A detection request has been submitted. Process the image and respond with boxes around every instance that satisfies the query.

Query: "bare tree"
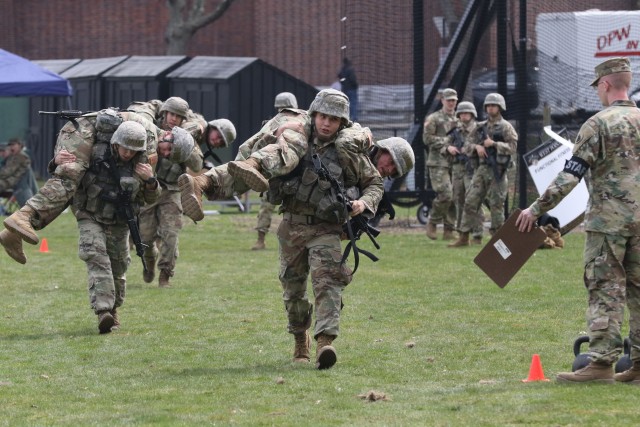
[165,0,236,55]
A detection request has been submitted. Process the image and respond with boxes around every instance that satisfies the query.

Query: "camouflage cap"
[590,57,631,87]
[442,88,458,100]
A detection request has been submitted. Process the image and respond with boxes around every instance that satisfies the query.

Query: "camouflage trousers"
[77,218,129,314]
[583,232,640,365]
[459,165,507,234]
[427,165,456,227]
[25,177,77,231]
[277,217,353,338]
[255,197,276,233]
[203,163,249,201]
[139,189,183,275]
[451,163,483,238]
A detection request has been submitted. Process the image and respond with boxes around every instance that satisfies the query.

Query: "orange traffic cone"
[522,354,549,382]
[39,238,49,253]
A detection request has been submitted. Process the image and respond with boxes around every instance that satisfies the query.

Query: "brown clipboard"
[473,208,547,288]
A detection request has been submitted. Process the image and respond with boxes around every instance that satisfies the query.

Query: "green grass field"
[1,206,638,426]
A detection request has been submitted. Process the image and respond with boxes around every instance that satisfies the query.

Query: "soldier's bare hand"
[476,145,488,158]
[447,146,460,155]
[483,137,495,148]
[55,149,76,165]
[135,163,154,181]
[515,208,537,233]
[350,200,366,216]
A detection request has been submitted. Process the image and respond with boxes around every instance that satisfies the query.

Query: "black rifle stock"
[102,152,149,272]
[311,152,380,273]
[477,124,502,180]
[447,127,473,175]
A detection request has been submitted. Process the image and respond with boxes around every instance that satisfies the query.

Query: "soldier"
[0,138,34,207]
[179,90,384,369]
[0,109,158,264]
[516,57,640,384]
[200,118,236,168]
[139,126,201,288]
[423,88,458,241]
[448,93,517,247]
[451,102,484,244]
[252,92,299,250]
[73,121,159,333]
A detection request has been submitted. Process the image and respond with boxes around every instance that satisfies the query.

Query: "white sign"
[523,128,588,231]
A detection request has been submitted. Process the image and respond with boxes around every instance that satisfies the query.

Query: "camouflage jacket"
[530,100,640,236]
[0,150,30,192]
[423,108,457,167]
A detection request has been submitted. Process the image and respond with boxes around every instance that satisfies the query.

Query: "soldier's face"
[164,112,184,130]
[207,128,224,148]
[314,113,341,140]
[8,143,21,155]
[458,112,473,123]
[443,98,457,114]
[117,146,137,162]
[485,105,500,118]
[376,150,397,178]
[158,131,173,158]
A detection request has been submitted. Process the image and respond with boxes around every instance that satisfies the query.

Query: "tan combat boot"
[143,258,156,283]
[252,231,266,250]
[442,226,455,241]
[179,174,213,222]
[426,222,438,240]
[159,270,171,288]
[110,308,120,330]
[448,232,470,247]
[227,158,269,193]
[0,228,27,264]
[471,236,483,245]
[614,361,640,384]
[293,331,311,363]
[4,205,39,245]
[556,362,614,383]
[97,311,115,334]
[316,333,337,370]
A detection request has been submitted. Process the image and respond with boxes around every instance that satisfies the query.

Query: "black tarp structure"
[167,56,319,163]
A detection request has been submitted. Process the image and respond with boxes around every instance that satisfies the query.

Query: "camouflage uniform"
[0,142,34,206]
[139,128,202,285]
[423,95,457,236]
[254,198,275,234]
[274,126,383,341]
[459,115,517,234]
[529,98,640,365]
[73,122,160,331]
[2,111,157,243]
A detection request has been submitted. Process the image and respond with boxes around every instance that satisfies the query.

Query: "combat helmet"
[274,92,298,109]
[456,101,477,119]
[308,89,350,123]
[207,119,237,147]
[375,137,415,178]
[111,121,147,152]
[167,126,195,163]
[483,93,506,112]
[160,96,189,118]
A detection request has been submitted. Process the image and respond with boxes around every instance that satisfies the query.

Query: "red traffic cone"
[522,354,549,382]
[39,238,49,253]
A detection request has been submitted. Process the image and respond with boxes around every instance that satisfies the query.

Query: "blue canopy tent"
[0,49,72,97]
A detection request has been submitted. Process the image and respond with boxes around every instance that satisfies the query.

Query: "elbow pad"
[563,156,589,180]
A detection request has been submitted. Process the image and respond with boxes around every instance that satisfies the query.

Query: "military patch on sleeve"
[573,121,596,150]
[563,156,589,179]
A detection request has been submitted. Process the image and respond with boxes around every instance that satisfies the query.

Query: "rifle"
[477,124,502,180]
[39,110,87,120]
[101,150,149,272]
[311,152,380,274]
[447,126,473,175]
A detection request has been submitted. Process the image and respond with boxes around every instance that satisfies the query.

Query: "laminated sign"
[474,209,546,288]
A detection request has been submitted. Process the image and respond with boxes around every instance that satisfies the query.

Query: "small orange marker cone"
[39,238,49,253]
[522,354,549,382]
